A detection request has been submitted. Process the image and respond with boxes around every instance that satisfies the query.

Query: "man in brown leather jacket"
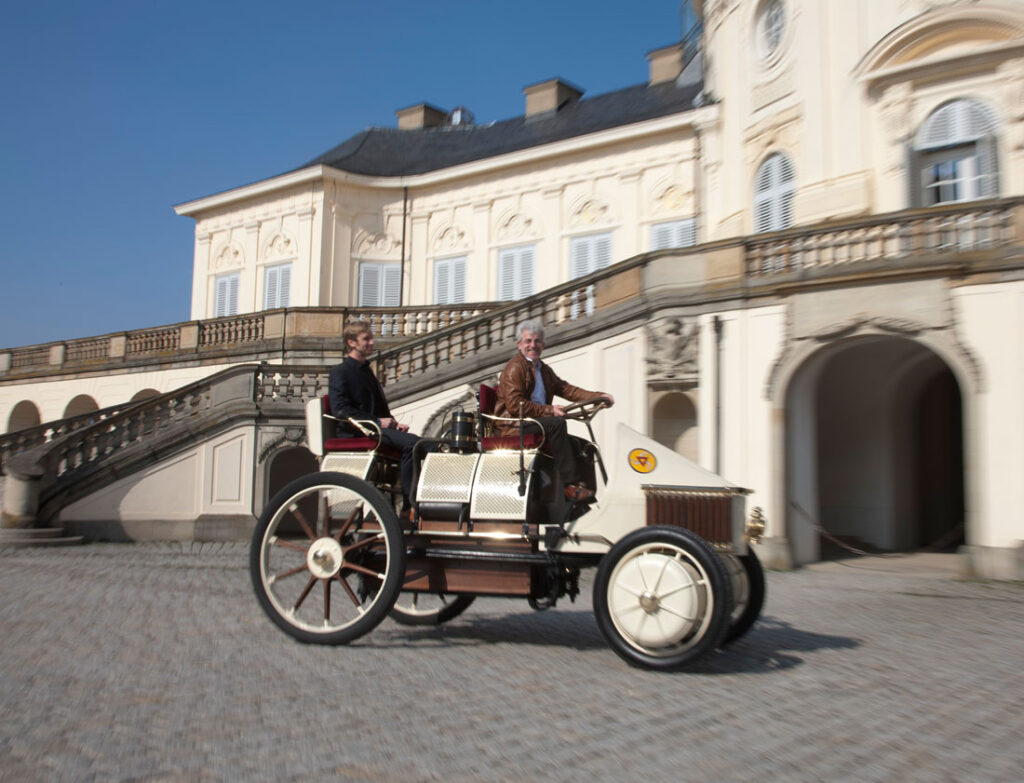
[495,319,614,502]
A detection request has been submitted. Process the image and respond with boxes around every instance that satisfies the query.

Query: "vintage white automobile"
[250,387,766,670]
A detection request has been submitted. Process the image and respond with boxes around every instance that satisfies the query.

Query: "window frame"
[358,261,402,307]
[650,218,697,251]
[433,255,468,305]
[497,244,536,301]
[569,231,613,280]
[262,262,292,310]
[213,272,240,318]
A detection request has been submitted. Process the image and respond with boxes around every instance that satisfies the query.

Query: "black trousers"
[378,428,420,507]
[527,416,583,487]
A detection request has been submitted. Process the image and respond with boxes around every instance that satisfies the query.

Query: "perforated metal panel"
[417,453,481,504]
[321,454,374,480]
[470,453,533,520]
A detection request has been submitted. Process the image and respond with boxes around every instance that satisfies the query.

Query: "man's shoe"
[564,483,595,503]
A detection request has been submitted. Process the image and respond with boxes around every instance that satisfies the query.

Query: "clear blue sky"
[0,1,687,349]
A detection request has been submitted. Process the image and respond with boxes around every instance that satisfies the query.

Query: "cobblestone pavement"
[0,543,1022,783]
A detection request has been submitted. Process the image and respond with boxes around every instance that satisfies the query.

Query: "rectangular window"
[569,232,613,279]
[263,263,291,310]
[358,262,401,307]
[651,219,697,250]
[497,245,535,301]
[214,273,240,318]
[433,256,467,305]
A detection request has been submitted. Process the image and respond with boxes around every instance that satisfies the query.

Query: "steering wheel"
[561,396,610,422]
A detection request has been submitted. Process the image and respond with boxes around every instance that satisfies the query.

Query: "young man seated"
[328,319,420,514]
[494,319,614,503]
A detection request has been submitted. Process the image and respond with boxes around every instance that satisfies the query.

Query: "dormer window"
[756,0,786,62]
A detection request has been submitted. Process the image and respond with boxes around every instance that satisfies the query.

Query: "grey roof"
[302,79,704,178]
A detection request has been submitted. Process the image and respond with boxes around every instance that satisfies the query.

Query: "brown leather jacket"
[494,351,597,434]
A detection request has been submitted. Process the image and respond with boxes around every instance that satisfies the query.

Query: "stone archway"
[7,400,42,433]
[130,388,160,402]
[785,335,965,563]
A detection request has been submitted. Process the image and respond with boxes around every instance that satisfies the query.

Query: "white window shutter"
[519,246,535,298]
[452,256,467,303]
[570,233,612,278]
[434,259,451,304]
[359,264,380,306]
[652,223,673,250]
[753,154,795,233]
[215,273,240,317]
[570,237,591,278]
[278,264,291,307]
[382,264,402,307]
[595,234,612,270]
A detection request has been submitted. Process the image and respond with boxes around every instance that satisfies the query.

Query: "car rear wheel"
[250,472,405,645]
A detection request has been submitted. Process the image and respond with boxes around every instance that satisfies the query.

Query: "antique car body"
[250,392,765,670]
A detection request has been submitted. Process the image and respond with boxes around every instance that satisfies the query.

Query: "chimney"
[646,43,683,85]
[522,78,583,118]
[396,103,447,130]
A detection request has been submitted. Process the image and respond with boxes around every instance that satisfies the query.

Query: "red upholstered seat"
[477,383,543,450]
[324,438,402,460]
[319,395,400,459]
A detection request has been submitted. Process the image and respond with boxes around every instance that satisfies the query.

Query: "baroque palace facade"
[2,0,1024,577]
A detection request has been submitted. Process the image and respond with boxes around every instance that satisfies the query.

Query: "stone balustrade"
[2,199,1021,389]
[0,304,499,381]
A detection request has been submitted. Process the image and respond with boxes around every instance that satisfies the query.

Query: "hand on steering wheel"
[561,396,611,422]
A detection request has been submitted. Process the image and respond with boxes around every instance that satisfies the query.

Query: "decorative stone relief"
[213,242,245,270]
[257,426,307,463]
[652,185,688,216]
[352,230,401,259]
[431,223,469,253]
[645,318,699,383]
[263,233,297,261]
[569,199,611,228]
[495,212,536,242]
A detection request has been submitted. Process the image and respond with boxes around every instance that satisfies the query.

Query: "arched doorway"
[786,336,964,563]
[64,394,99,419]
[130,388,160,402]
[7,400,42,433]
[265,446,318,506]
[651,391,698,461]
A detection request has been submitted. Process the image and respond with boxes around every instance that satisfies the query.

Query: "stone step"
[0,527,84,548]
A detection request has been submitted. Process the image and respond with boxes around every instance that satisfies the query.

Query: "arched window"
[753,153,795,233]
[911,99,999,206]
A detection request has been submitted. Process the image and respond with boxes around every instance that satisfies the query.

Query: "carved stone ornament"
[263,233,297,261]
[431,224,468,253]
[570,199,611,228]
[213,243,245,270]
[653,185,687,216]
[353,230,401,259]
[645,318,699,383]
[496,212,535,241]
[810,315,925,342]
[257,426,307,463]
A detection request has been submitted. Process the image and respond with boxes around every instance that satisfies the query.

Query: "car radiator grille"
[644,487,736,550]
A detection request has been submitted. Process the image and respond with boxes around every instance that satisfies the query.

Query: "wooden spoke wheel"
[250,472,405,645]
[389,593,476,626]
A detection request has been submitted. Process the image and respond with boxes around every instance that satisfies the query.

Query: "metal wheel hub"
[306,537,343,579]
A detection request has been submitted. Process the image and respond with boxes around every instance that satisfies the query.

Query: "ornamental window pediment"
[430,222,470,254]
[213,242,245,270]
[568,198,614,229]
[494,211,540,242]
[262,233,297,263]
[352,229,402,260]
[856,5,1024,88]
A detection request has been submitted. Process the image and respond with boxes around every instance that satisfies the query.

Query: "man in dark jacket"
[495,319,614,502]
[328,319,420,510]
